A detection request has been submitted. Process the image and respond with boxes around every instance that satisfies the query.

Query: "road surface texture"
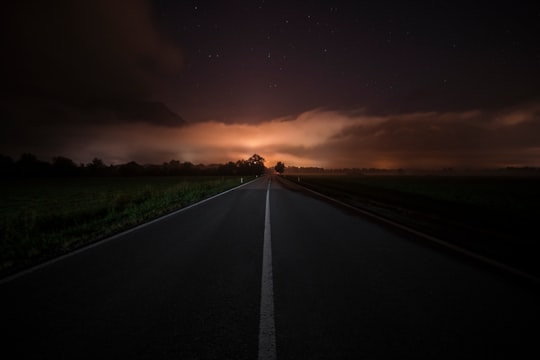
[1,175,538,359]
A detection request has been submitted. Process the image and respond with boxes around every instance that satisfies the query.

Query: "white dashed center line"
[258,179,277,360]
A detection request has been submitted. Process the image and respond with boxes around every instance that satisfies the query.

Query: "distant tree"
[236,159,248,174]
[274,161,285,174]
[52,156,79,176]
[181,161,195,175]
[143,163,162,176]
[91,157,106,168]
[16,153,51,177]
[86,158,108,176]
[162,160,178,175]
[218,161,237,175]
[119,161,143,176]
[247,154,266,175]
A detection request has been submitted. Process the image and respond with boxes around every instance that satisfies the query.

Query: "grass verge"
[281,174,540,277]
[0,176,252,278]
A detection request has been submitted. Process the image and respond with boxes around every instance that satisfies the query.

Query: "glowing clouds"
[51,103,540,169]
[164,110,359,166]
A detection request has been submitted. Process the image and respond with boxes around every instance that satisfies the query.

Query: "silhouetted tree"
[235,159,248,174]
[274,161,285,174]
[6,152,275,178]
[52,156,79,176]
[86,158,108,176]
[218,161,237,175]
[165,160,181,175]
[247,154,266,175]
[16,153,51,176]
[119,161,143,176]
[92,158,105,167]
[182,161,195,175]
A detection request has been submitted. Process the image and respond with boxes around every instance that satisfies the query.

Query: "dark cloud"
[0,96,185,160]
[308,104,540,168]
[2,0,183,102]
[2,1,539,168]
[7,103,535,168]
[1,0,185,155]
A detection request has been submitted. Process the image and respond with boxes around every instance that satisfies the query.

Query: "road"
[1,175,538,359]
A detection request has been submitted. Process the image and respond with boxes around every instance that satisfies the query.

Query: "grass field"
[286,174,540,215]
[0,176,251,277]
[283,174,540,275]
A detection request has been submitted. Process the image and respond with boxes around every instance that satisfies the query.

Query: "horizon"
[2,1,539,169]
[3,151,540,175]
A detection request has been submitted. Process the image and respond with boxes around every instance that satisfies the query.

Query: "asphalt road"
[1,175,538,359]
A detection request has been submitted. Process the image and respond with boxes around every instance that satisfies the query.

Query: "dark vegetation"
[0,153,267,177]
[282,174,540,277]
[274,161,285,174]
[0,153,266,278]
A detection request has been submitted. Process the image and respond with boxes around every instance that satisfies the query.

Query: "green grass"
[0,176,252,276]
[287,174,540,215]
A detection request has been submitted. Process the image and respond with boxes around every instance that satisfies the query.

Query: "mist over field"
[3,103,540,170]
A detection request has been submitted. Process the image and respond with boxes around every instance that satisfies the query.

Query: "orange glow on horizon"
[67,104,540,169]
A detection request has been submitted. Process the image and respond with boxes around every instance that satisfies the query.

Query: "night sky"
[2,0,540,168]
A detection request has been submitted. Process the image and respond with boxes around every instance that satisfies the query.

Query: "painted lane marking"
[258,179,277,360]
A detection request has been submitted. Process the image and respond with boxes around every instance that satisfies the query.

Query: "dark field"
[0,176,251,277]
[283,174,540,277]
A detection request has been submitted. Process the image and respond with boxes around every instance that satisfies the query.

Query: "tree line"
[0,153,267,177]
